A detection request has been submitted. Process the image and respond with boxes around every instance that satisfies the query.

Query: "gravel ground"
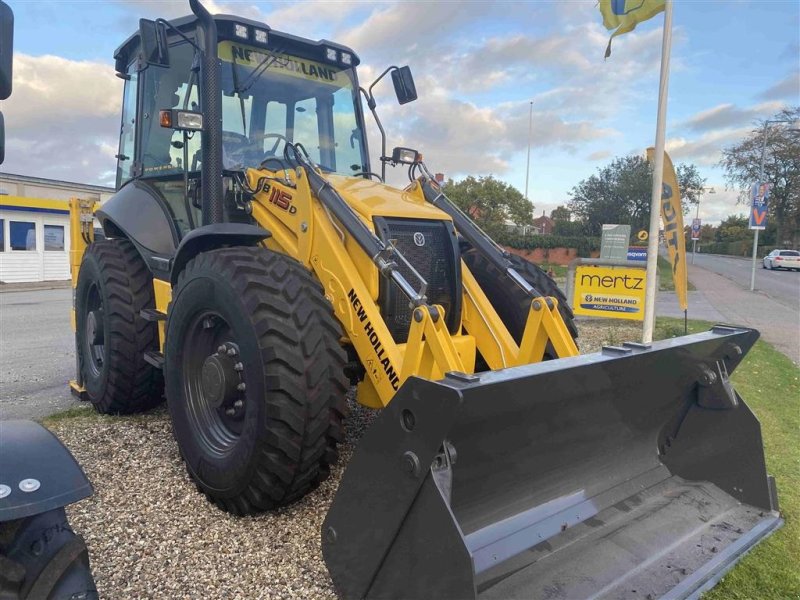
[49,320,644,599]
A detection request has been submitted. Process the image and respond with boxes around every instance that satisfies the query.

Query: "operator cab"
[112,14,369,240]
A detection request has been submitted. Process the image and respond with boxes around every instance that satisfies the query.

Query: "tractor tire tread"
[79,238,163,414]
[173,247,347,514]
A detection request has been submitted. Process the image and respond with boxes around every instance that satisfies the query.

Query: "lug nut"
[217,345,226,354]
[225,408,235,416]
[234,399,244,409]
[227,347,237,357]
[237,383,246,392]
[234,362,243,372]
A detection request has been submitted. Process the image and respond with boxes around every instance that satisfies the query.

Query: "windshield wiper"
[234,46,288,96]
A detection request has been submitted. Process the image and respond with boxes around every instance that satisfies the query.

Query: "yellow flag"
[600,0,665,58]
[647,147,687,311]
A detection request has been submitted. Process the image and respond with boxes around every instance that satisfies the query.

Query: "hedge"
[699,241,780,258]
[495,231,601,257]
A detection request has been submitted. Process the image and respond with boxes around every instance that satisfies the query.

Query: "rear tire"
[164,247,347,514]
[75,238,163,414]
[462,249,578,359]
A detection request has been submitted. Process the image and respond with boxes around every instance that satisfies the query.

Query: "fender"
[170,223,271,285]
[96,179,180,278]
[0,420,93,522]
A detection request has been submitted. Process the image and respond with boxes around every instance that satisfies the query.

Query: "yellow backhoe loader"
[67,2,781,597]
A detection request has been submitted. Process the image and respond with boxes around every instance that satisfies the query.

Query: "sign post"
[749,182,770,291]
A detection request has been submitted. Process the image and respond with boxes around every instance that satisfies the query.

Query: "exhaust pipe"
[189,0,223,225]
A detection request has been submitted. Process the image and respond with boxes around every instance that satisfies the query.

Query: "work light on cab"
[159,109,203,131]
[391,147,420,165]
[233,23,248,39]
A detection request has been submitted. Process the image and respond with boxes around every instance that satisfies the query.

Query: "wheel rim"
[83,283,106,378]
[183,311,248,457]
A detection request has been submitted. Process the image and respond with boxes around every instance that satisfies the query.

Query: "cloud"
[2,54,122,185]
[682,101,786,132]
[587,150,612,161]
[666,127,751,166]
[757,71,800,102]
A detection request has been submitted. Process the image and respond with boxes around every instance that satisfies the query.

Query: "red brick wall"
[502,246,600,265]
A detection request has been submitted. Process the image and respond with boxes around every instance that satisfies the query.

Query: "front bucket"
[322,326,782,599]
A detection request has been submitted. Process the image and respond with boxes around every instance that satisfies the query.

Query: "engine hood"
[325,174,452,222]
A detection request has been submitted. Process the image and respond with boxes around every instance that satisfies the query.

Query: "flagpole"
[642,0,673,344]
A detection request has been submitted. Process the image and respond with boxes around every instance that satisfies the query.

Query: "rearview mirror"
[0,0,13,100]
[139,19,170,67]
[391,66,417,105]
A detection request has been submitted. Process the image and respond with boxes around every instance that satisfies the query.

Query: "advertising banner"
[572,265,647,321]
[691,218,701,241]
[749,182,770,230]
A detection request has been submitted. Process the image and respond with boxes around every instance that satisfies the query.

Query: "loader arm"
[245,160,577,408]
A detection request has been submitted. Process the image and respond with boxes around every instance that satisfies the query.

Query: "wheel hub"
[86,310,104,345]
[201,350,240,409]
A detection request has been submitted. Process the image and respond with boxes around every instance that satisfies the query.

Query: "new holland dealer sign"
[572,265,647,321]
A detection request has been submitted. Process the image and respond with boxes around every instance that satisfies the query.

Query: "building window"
[10,221,37,251]
[0,219,4,251]
[44,225,65,251]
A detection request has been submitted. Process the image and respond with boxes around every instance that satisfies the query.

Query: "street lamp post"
[524,101,533,201]
[749,119,800,291]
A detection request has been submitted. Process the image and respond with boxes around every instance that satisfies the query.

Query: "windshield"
[219,41,367,175]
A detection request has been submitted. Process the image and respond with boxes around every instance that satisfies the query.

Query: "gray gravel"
[48,320,645,599]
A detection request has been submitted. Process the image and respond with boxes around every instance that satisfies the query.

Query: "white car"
[763,249,800,271]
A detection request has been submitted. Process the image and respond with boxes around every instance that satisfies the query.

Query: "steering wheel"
[256,133,290,157]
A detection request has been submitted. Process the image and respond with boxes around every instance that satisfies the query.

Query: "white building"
[0,173,114,283]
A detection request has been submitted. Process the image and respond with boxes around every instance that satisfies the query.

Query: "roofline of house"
[0,172,115,194]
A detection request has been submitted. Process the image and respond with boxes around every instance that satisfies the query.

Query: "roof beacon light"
[234,24,248,40]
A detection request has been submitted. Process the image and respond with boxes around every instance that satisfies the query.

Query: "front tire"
[164,247,347,514]
[75,238,163,414]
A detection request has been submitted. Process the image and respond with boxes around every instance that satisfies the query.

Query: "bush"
[699,241,778,258]
[495,231,601,257]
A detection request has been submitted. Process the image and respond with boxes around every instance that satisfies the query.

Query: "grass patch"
[658,255,697,291]
[539,263,568,279]
[40,405,98,426]
[655,317,800,599]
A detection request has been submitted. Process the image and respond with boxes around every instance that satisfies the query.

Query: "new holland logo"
[413,232,425,247]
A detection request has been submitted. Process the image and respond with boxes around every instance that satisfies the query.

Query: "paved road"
[685,258,799,364]
[0,288,81,419]
[691,253,799,311]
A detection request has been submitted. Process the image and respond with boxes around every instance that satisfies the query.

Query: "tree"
[714,214,749,243]
[567,155,706,237]
[443,175,533,234]
[720,106,800,246]
[550,205,571,221]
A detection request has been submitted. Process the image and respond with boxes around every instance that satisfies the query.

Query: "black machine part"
[0,421,92,523]
[1,507,98,600]
[322,326,782,600]
[417,172,549,301]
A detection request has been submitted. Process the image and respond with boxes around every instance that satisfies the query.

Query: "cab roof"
[113,13,360,72]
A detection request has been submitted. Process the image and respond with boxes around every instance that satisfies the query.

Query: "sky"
[2,0,799,225]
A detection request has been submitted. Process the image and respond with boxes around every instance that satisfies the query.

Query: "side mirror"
[139,19,170,67]
[391,66,417,105]
[0,0,14,101]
